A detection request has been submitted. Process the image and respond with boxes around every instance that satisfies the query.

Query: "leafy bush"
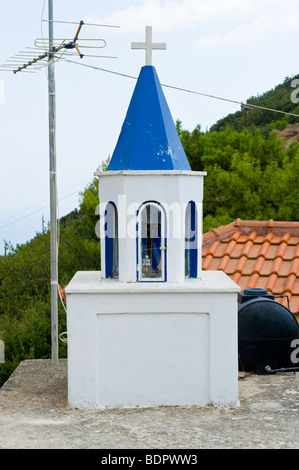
[0,298,66,386]
[177,125,299,231]
[1,81,299,387]
[210,74,299,136]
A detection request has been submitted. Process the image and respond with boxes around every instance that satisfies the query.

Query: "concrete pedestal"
[66,270,240,410]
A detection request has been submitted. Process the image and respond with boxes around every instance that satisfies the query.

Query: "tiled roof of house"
[202,219,299,317]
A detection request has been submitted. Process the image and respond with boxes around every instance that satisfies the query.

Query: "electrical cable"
[60,57,299,120]
[43,19,120,28]
[0,177,92,226]
[13,3,299,326]
[0,184,89,230]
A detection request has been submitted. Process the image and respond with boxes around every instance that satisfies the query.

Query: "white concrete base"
[65,271,240,410]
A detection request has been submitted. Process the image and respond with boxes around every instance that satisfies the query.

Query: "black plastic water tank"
[238,288,299,374]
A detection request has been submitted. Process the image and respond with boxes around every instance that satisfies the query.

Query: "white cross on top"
[131,26,166,66]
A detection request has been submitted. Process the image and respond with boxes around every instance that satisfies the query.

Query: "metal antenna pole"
[1,6,119,368]
[3,6,119,366]
[48,0,58,365]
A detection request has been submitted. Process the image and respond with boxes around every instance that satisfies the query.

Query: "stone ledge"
[1,359,299,449]
[65,270,240,294]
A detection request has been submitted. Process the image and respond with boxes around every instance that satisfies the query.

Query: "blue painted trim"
[136,219,139,282]
[136,200,167,282]
[186,201,198,279]
[108,66,191,171]
[105,201,119,279]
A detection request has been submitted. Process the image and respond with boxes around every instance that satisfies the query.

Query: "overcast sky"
[0,0,299,255]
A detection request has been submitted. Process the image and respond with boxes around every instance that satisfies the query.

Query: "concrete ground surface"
[0,359,299,449]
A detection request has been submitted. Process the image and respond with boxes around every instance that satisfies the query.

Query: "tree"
[209,74,299,136]
[177,122,299,232]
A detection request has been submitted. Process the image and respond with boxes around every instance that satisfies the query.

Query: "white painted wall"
[96,312,210,408]
[66,170,240,410]
[66,270,240,410]
[96,170,206,283]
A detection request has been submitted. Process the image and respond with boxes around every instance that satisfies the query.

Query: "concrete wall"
[66,271,240,410]
[96,170,206,283]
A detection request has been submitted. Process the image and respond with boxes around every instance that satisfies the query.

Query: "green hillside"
[1,78,299,387]
[0,178,101,386]
[210,74,299,136]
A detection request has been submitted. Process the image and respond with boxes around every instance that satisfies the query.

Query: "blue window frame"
[185,201,198,278]
[137,201,166,282]
[105,201,119,278]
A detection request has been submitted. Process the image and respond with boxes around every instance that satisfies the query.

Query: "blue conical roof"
[108,65,191,171]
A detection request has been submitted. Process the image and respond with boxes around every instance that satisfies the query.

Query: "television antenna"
[0,18,118,74]
[0,0,119,366]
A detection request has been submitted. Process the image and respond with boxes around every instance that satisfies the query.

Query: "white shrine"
[65,27,240,409]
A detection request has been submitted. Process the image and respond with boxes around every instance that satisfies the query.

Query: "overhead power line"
[0,176,92,227]
[2,3,120,365]
[0,184,88,231]
[60,57,299,120]
[43,19,120,28]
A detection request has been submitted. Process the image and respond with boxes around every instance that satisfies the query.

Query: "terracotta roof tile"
[202,219,299,319]
[235,256,247,273]
[214,243,229,258]
[289,237,299,246]
[226,258,239,274]
[285,246,299,260]
[277,242,288,258]
[243,259,257,275]
[266,273,278,292]
[254,257,266,274]
[202,255,213,270]
[270,257,283,275]
[218,255,230,271]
